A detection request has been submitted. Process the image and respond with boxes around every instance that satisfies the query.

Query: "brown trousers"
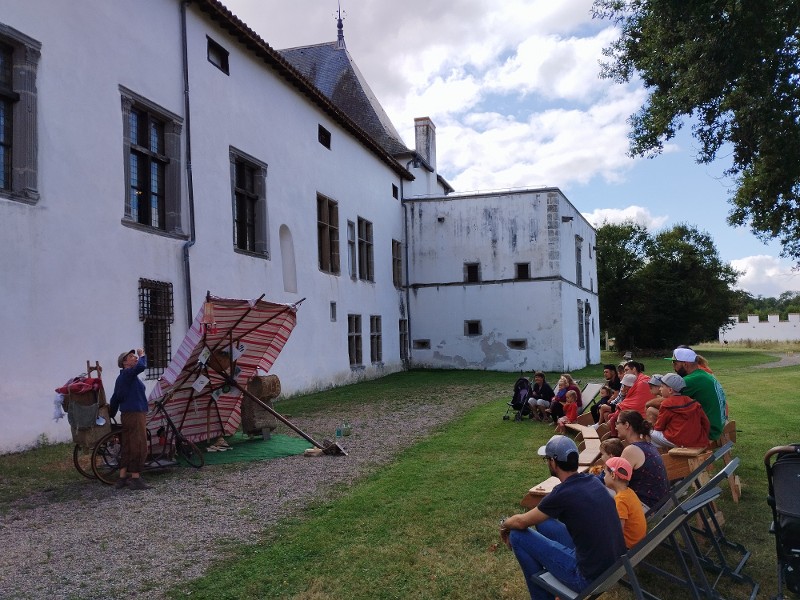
[120,412,148,473]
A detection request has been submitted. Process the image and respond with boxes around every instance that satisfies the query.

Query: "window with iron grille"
[231,148,268,256]
[577,300,585,350]
[399,319,409,361]
[139,279,174,379]
[370,315,382,363]
[348,314,362,366]
[317,194,340,274]
[347,220,356,279]
[392,239,402,288]
[357,217,374,281]
[0,25,40,203]
[121,87,182,233]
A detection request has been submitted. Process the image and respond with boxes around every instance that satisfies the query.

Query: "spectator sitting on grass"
[604,456,647,549]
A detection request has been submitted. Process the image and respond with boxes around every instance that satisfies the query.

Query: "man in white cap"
[500,435,625,599]
[668,347,726,440]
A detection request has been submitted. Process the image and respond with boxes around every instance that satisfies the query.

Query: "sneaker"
[114,476,129,489]
[128,477,152,491]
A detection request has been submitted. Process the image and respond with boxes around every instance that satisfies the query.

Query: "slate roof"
[191,0,413,179]
[279,42,411,157]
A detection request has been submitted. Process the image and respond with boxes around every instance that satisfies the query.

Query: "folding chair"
[645,453,758,599]
[578,382,604,416]
[528,487,722,600]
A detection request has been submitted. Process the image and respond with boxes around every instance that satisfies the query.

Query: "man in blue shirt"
[109,348,151,490]
[500,435,626,599]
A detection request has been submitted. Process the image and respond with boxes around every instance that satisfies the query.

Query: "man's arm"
[500,507,550,546]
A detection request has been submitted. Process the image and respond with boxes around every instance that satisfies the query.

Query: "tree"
[593,1,800,260]
[596,222,739,350]
[595,222,650,348]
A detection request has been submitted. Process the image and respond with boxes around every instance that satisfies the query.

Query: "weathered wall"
[719,314,800,342]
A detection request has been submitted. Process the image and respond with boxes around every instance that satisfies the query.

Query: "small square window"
[507,339,528,350]
[392,184,399,199]
[464,263,480,283]
[413,339,431,350]
[515,263,530,280]
[318,125,331,149]
[330,301,337,322]
[207,37,229,75]
[464,320,482,336]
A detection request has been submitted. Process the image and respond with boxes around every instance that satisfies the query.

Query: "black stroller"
[504,376,533,421]
[765,443,800,599]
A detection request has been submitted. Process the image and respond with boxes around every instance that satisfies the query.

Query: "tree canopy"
[596,222,739,350]
[593,1,800,260]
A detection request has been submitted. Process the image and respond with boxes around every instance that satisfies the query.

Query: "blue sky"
[223,0,800,298]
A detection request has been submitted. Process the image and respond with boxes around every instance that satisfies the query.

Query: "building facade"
[0,0,598,452]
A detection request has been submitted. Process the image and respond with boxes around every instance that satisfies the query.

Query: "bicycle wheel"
[73,444,98,479]
[175,436,204,468]
[91,430,123,485]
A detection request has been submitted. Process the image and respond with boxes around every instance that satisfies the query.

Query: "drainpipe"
[401,157,419,365]
[181,1,197,327]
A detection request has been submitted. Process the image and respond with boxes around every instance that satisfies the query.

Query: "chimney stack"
[414,117,436,172]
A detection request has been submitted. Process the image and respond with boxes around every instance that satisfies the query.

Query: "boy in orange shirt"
[604,456,647,548]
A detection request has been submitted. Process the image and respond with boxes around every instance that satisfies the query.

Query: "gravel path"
[0,385,505,600]
[752,351,800,368]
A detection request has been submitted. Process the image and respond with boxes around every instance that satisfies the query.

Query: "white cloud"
[582,206,669,230]
[730,255,800,298]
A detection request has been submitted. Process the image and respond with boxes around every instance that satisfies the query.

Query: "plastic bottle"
[335,424,342,439]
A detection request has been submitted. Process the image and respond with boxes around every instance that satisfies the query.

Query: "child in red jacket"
[651,372,710,448]
[555,390,579,434]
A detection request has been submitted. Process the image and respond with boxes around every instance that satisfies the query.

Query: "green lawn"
[167,348,798,599]
[1,348,796,599]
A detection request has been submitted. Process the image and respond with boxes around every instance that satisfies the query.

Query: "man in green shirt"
[668,347,727,440]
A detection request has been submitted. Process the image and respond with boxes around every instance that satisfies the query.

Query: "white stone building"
[0,0,598,452]
[719,314,800,343]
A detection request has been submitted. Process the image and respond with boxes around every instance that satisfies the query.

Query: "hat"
[660,372,686,392]
[667,347,697,362]
[648,374,663,386]
[117,349,135,368]
[605,456,633,481]
[621,373,637,387]
[537,435,579,462]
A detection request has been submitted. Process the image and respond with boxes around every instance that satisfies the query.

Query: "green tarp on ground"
[199,432,313,465]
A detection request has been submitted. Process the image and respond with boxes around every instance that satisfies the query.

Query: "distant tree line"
[731,290,800,322]
[596,222,739,351]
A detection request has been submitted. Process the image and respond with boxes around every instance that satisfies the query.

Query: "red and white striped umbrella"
[147,295,299,444]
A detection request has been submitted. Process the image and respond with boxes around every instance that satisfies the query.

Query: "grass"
[1,347,798,598]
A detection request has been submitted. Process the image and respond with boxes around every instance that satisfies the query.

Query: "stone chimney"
[414,117,436,172]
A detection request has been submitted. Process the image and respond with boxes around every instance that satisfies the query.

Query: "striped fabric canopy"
[147,295,298,444]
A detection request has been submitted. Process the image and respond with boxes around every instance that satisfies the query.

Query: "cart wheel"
[91,430,123,485]
[175,437,204,468]
[73,444,98,479]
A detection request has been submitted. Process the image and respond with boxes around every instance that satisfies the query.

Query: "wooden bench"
[563,423,598,439]
[521,476,560,509]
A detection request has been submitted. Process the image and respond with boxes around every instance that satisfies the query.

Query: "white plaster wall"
[405,188,599,373]
[719,315,800,342]
[0,0,188,452]
[0,2,407,451]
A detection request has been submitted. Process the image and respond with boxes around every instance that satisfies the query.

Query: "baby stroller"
[504,376,533,421]
[765,443,800,599]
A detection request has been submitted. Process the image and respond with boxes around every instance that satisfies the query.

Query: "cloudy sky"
[223,0,800,298]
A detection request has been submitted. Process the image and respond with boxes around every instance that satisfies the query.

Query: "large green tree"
[596,222,739,350]
[593,1,800,259]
